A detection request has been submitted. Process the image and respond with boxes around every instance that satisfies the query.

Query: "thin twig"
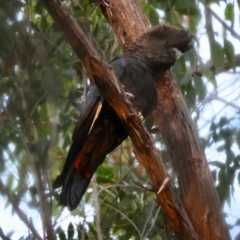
[98,183,145,195]
[98,164,136,204]
[0,180,43,240]
[215,97,240,113]
[92,175,103,240]
[144,206,161,239]
[200,0,240,41]
[104,202,142,239]
[141,202,155,238]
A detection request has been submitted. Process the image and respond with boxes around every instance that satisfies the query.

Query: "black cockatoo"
[53,25,193,210]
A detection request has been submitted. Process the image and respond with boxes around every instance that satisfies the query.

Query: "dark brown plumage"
[53,25,193,210]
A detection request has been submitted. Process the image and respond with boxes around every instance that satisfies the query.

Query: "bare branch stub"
[0,180,43,240]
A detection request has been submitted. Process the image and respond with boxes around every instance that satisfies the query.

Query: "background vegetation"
[0,0,239,239]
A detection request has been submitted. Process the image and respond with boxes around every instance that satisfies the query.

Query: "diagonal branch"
[0,227,11,240]
[200,0,240,41]
[187,53,240,75]
[0,179,43,240]
[92,174,103,240]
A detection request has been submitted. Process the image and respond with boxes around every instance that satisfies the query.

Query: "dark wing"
[53,86,128,210]
[52,85,103,190]
[110,54,157,117]
[53,53,156,211]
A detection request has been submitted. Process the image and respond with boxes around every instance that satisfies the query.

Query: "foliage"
[0,0,239,239]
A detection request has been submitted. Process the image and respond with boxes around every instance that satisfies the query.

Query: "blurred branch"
[33,154,54,240]
[203,1,214,44]
[10,50,55,239]
[92,174,103,240]
[144,206,161,239]
[215,97,240,113]
[0,228,11,240]
[200,0,240,41]
[188,53,240,75]
[0,180,43,240]
[207,54,240,71]
[203,91,240,113]
[141,202,155,238]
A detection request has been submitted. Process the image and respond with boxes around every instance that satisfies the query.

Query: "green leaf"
[205,0,219,3]
[217,168,231,204]
[35,138,49,158]
[219,117,229,127]
[57,227,66,240]
[174,0,200,16]
[238,172,240,186]
[189,11,201,33]
[34,0,44,15]
[217,144,226,152]
[224,39,235,69]
[62,134,72,150]
[6,175,14,189]
[209,161,225,168]
[180,73,191,86]
[224,3,233,21]
[194,74,206,101]
[210,41,224,71]
[68,222,74,239]
[149,6,160,25]
[96,165,114,184]
[201,68,217,88]
[40,16,48,32]
[184,49,197,68]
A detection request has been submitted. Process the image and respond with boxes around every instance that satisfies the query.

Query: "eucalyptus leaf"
[210,41,224,71]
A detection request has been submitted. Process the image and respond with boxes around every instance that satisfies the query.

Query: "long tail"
[53,86,102,190]
[53,88,128,210]
[60,169,92,210]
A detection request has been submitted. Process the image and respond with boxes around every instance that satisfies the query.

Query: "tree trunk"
[97,1,230,239]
